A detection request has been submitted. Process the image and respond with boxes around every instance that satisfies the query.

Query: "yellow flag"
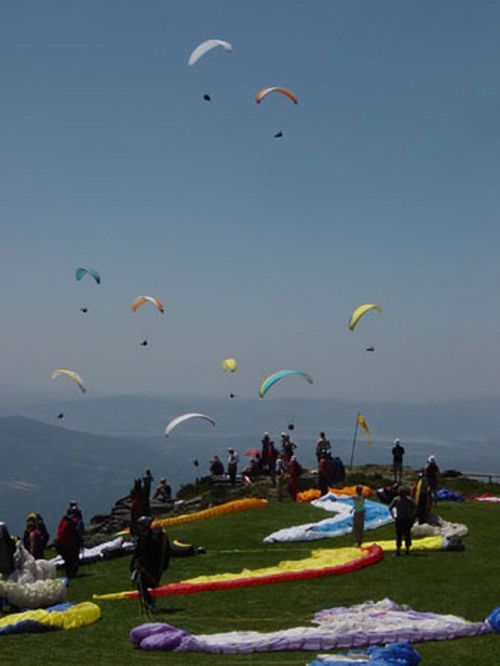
[357,413,373,445]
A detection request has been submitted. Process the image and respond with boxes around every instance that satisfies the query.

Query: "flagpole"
[350,413,360,469]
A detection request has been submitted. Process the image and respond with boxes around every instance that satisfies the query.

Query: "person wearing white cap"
[227,448,239,486]
[392,438,405,483]
[425,455,440,500]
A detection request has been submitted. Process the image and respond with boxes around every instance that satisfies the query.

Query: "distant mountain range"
[5,393,500,441]
[1,395,499,536]
[0,415,188,537]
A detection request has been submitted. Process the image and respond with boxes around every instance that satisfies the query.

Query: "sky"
[1,0,499,403]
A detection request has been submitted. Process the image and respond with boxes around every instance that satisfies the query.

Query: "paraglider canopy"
[258,369,313,398]
[51,369,86,393]
[348,304,382,331]
[75,267,101,284]
[131,296,165,314]
[221,358,237,372]
[188,39,233,66]
[256,87,298,105]
[164,413,216,437]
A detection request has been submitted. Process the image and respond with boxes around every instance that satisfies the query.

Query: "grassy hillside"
[1,488,499,665]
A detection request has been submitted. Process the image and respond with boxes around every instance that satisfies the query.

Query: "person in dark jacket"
[209,456,224,476]
[391,439,405,483]
[287,455,303,501]
[389,488,417,556]
[0,522,16,612]
[227,448,239,486]
[318,453,334,496]
[142,469,154,514]
[55,510,83,578]
[130,479,146,536]
[131,516,169,614]
[0,522,15,578]
[130,515,205,615]
[425,455,440,496]
[411,473,432,524]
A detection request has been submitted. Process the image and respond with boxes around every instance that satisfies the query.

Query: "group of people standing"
[23,512,50,560]
[388,455,438,557]
[316,432,346,495]
[0,513,50,584]
[384,440,442,556]
[208,432,305,500]
[130,471,172,535]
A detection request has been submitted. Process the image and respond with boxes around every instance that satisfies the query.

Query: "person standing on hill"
[425,455,440,500]
[389,488,417,556]
[23,512,49,560]
[260,433,271,471]
[142,469,154,514]
[316,432,331,462]
[0,522,15,579]
[209,455,224,476]
[281,433,297,463]
[130,515,206,616]
[55,507,84,578]
[318,453,334,496]
[411,473,432,524]
[130,479,146,535]
[227,448,239,486]
[275,454,287,501]
[391,439,405,483]
[267,438,279,485]
[131,516,169,615]
[287,455,303,501]
[351,485,366,547]
[23,516,45,560]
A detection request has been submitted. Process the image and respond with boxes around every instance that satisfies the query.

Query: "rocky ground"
[86,464,424,540]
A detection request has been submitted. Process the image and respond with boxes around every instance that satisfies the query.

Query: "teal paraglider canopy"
[258,369,313,398]
[75,267,101,284]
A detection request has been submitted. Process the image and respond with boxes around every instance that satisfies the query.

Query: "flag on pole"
[357,412,373,445]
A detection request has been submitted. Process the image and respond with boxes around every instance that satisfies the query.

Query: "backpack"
[332,457,346,482]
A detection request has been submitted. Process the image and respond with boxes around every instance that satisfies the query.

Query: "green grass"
[1,492,499,665]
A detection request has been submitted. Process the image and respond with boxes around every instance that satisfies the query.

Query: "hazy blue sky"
[1,1,499,402]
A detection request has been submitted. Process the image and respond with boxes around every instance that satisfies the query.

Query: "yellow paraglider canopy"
[51,369,86,393]
[348,304,382,331]
[221,358,237,372]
